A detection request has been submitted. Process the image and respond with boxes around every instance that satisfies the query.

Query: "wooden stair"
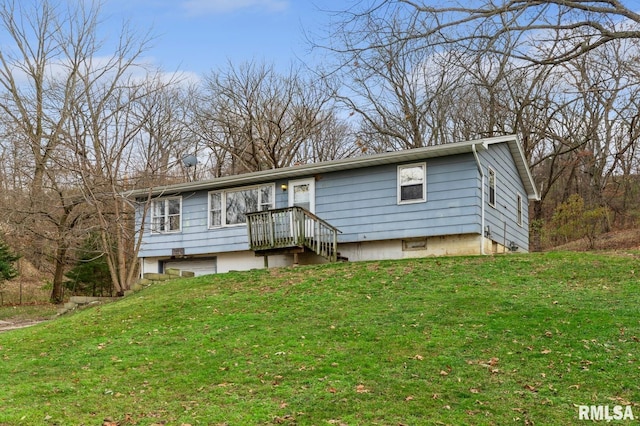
[247,206,343,263]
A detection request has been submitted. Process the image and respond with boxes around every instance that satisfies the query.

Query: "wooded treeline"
[0,0,638,301]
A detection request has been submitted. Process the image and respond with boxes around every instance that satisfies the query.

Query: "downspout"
[472,143,486,255]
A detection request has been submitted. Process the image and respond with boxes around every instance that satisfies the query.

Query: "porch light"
[281,184,288,191]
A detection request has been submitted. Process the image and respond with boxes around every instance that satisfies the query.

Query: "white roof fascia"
[485,135,540,201]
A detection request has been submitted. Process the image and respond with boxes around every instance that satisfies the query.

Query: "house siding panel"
[139,189,264,258]
[479,143,530,252]
[138,153,483,258]
[315,154,482,243]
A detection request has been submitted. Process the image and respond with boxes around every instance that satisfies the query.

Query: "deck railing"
[246,206,340,262]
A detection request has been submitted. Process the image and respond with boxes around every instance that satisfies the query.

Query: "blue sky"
[101,0,347,77]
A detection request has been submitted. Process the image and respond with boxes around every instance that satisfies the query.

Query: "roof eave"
[125,135,540,200]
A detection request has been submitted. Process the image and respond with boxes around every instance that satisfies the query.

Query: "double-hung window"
[209,184,275,227]
[488,168,497,208]
[517,193,523,227]
[151,197,182,233]
[398,163,426,204]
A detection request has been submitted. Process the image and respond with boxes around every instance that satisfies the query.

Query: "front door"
[288,178,315,240]
[288,178,315,213]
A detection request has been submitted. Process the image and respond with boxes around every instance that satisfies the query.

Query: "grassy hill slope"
[1,252,639,425]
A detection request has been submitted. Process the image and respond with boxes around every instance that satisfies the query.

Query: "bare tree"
[338,1,640,65]
[132,79,205,183]
[59,61,186,297]
[193,61,342,174]
[0,0,94,301]
[0,0,156,301]
[322,5,464,150]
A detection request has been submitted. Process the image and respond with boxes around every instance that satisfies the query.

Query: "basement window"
[402,237,428,251]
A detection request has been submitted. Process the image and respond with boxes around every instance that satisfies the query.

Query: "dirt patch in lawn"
[0,319,48,333]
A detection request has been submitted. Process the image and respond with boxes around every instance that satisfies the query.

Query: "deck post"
[332,228,338,262]
[268,213,275,247]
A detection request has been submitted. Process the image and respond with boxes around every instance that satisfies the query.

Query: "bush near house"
[549,194,610,248]
[65,234,113,297]
[0,236,19,305]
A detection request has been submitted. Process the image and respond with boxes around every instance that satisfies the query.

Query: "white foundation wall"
[140,251,292,277]
[338,233,483,262]
[216,251,290,273]
[139,233,486,278]
[483,237,528,255]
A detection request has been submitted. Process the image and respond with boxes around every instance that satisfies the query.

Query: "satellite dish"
[181,154,198,168]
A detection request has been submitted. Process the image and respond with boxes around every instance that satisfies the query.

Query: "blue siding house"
[129,135,539,276]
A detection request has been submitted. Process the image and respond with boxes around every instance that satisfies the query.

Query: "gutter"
[472,143,487,255]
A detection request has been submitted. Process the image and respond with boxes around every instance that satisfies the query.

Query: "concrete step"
[143,273,173,281]
[165,268,181,277]
[69,296,115,305]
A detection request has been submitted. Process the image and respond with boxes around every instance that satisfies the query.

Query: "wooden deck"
[246,206,340,262]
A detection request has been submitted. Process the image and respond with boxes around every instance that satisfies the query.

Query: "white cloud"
[181,0,288,15]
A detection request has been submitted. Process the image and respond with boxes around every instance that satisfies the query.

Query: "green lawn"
[0,252,638,425]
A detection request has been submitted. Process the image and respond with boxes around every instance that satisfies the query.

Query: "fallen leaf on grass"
[524,384,538,393]
[356,384,370,393]
[609,396,632,405]
[273,415,295,424]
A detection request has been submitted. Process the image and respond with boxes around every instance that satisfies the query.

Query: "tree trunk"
[50,244,68,303]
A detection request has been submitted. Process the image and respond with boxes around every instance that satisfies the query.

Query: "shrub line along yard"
[0,251,639,425]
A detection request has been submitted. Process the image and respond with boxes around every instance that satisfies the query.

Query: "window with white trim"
[488,167,497,207]
[517,193,523,227]
[151,197,182,233]
[398,163,426,204]
[209,184,275,227]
